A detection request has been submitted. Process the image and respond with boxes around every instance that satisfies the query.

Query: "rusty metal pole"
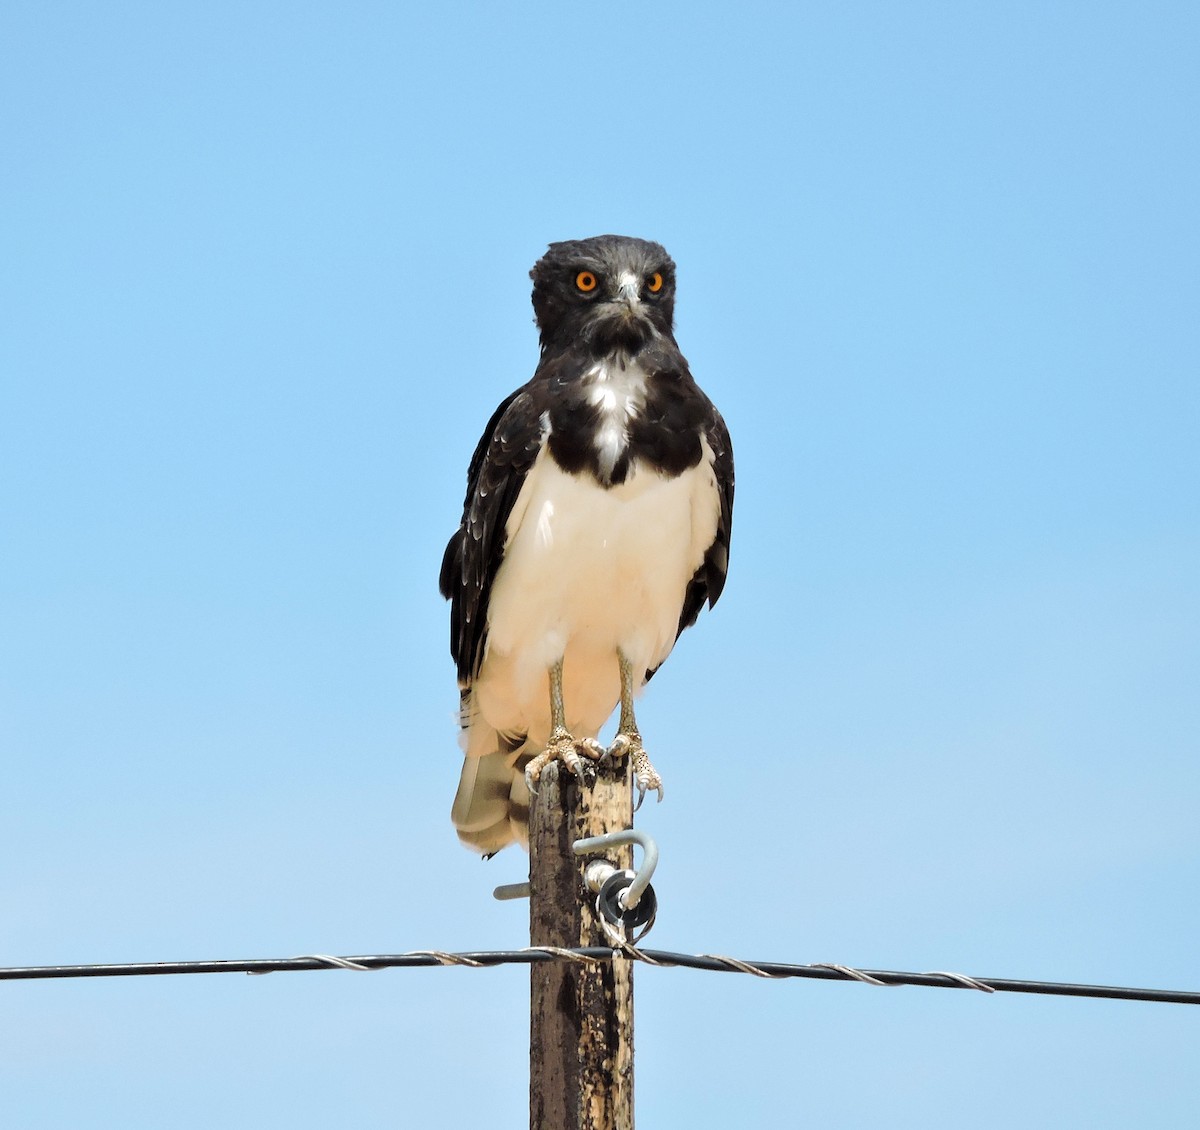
[529,759,634,1130]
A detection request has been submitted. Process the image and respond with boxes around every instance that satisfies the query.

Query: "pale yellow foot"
[525,728,606,795]
[608,731,665,810]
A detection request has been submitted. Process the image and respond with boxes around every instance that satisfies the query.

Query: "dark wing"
[439,387,545,685]
[674,404,735,636]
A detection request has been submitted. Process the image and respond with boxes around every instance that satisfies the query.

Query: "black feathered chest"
[540,348,710,486]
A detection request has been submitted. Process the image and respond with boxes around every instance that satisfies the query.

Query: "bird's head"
[530,235,676,356]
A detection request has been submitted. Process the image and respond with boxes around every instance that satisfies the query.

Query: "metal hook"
[491,827,659,910]
[572,828,658,911]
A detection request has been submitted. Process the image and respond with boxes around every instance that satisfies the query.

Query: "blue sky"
[2,2,1197,1126]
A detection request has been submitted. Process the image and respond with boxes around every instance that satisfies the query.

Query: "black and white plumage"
[440,235,734,855]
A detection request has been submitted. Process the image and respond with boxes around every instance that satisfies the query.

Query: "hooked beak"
[615,271,641,314]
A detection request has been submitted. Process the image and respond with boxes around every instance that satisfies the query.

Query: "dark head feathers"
[530,235,677,355]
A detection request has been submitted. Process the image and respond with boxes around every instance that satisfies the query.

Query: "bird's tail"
[451,742,533,856]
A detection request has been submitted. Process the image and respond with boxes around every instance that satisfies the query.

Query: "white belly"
[473,445,720,745]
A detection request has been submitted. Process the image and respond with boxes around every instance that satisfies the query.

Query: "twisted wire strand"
[809,962,895,987]
[2,948,1196,1005]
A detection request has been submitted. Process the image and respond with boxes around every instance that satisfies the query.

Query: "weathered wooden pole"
[529,759,635,1130]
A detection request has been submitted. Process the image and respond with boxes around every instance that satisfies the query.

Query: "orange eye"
[575,270,598,293]
[646,271,664,293]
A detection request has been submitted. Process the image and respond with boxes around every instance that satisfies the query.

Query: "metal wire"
[2,947,1197,1005]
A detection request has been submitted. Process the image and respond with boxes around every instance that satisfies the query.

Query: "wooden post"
[529,759,634,1130]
